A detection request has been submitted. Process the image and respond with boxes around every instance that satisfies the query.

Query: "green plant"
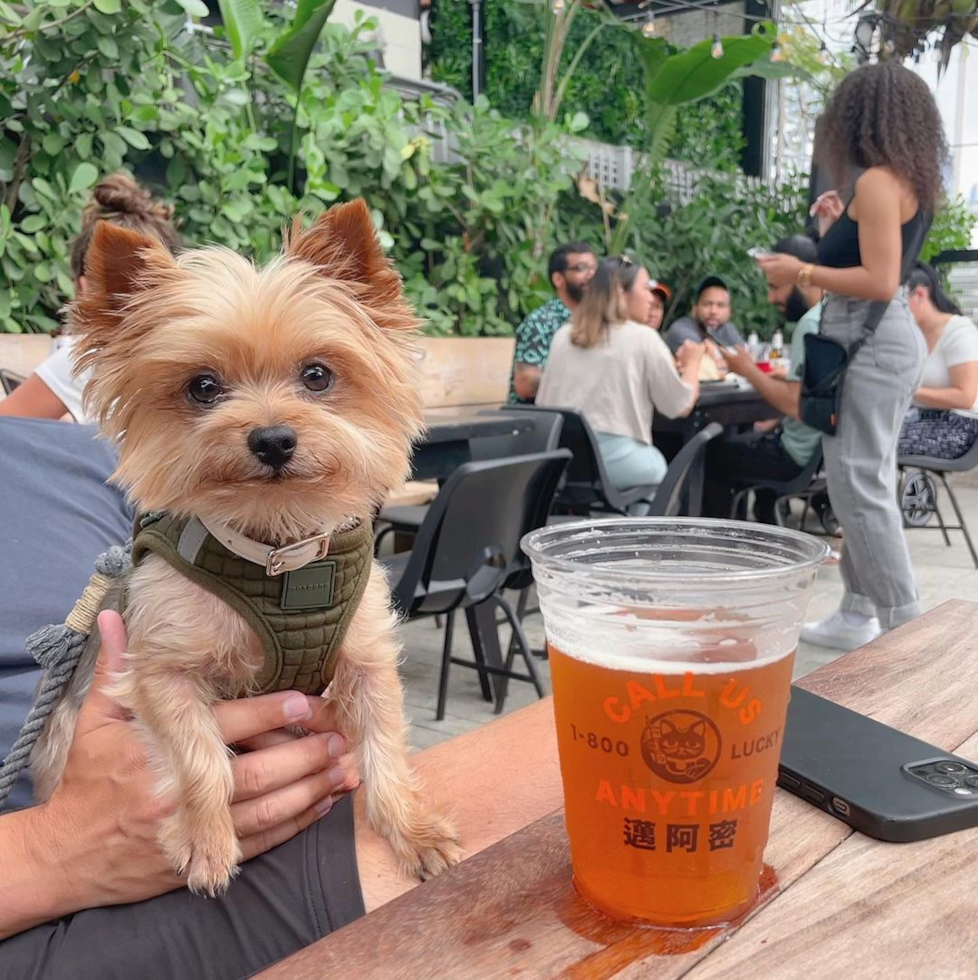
[0,0,593,336]
[606,23,778,253]
[428,0,751,166]
[609,170,811,340]
[0,0,821,342]
[922,195,978,262]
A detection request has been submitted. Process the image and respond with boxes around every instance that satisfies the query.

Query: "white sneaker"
[800,609,882,652]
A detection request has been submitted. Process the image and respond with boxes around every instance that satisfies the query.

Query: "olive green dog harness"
[129,514,373,696]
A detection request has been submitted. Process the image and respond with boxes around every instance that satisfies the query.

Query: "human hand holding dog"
[0,610,358,939]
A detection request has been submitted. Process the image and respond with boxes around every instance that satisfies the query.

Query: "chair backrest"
[470,409,563,461]
[389,449,572,616]
[0,368,24,395]
[506,404,634,511]
[646,422,723,517]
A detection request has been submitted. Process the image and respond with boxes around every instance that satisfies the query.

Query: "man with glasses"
[508,242,597,404]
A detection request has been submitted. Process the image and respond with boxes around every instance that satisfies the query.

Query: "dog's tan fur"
[30,200,461,895]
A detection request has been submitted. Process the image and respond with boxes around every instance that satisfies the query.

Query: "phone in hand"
[778,687,978,843]
[705,327,737,355]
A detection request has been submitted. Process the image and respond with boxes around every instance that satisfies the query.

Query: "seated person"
[536,256,703,507]
[645,278,671,332]
[0,418,548,978]
[702,235,823,523]
[664,275,745,359]
[898,262,978,460]
[507,241,597,405]
[0,172,179,425]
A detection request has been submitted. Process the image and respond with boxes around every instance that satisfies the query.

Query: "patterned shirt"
[507,298,572,404]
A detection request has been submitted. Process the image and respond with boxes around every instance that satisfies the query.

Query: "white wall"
[911,44,978,244]
[333,0,422,80]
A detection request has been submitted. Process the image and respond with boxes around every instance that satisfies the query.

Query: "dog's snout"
[247,425,298,471]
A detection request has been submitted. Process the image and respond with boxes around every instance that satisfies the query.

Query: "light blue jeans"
[820,290,926,629]
[596,431,667,515]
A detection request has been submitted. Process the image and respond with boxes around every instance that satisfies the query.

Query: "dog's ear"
[83,222,175,304]
[70,223,178,409]
[285,199,417,331]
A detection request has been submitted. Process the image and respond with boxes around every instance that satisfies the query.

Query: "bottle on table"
[746,331,761,361]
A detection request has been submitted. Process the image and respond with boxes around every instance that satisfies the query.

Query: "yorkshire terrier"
[31,199,461,895]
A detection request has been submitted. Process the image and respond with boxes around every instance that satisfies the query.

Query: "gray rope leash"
[0,545,131,810]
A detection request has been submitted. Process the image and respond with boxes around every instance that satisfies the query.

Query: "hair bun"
[90,171,173,222]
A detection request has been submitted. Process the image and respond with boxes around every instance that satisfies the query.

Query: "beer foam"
[544,605,795,675]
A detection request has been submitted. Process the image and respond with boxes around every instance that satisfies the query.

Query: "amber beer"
[549,639,794,926]
[522,518,828,928]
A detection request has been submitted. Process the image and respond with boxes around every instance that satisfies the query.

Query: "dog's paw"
[185,838,241,898]
[392,809,462,881]
[158,811,195,877]
[159,811,241,897]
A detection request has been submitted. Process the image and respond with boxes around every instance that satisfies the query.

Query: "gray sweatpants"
[820,291,926,630]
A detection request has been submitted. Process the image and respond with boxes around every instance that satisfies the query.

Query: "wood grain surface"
[258,600,978,980]
[0,334,52,387]
[417,337,515,409]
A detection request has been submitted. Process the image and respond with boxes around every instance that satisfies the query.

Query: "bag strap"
[846,209,933,361]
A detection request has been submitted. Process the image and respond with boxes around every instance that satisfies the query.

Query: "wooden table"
[0,335,53,395]
[654,382,780,441]
[412,407,535,482]
[259,600,978,979]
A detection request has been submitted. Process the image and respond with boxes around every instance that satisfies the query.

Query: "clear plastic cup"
[522,518,829,927]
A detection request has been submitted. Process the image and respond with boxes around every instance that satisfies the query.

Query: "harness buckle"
[265,533,331,576]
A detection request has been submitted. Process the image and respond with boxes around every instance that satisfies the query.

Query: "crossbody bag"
[799,211,931,436]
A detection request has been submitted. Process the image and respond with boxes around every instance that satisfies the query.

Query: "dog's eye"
[188,374,224,405]
[301,363,334,393]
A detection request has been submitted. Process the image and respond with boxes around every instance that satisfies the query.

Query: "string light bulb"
[770,40,784,63]
[711,33,724,59]
[817,41,829,65]
[883,38,895,56]
[641,11,656,38]
[551,0,565,13]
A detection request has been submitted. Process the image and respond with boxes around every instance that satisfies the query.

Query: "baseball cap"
[648,279,672,302]
[695,275,728,299]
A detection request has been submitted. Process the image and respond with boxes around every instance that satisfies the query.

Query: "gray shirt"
[665,317,745,354]
[0,418,132,809]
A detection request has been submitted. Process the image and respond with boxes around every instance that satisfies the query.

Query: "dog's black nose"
[247,425,297,471]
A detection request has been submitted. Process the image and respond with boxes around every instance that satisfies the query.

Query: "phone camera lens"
[935,762,967,774]
[965,776,978,790]
[926,773,957,787]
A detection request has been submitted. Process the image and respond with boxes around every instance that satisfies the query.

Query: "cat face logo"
[640,710,721,784]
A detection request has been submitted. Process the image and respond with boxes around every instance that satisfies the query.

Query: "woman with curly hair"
[757,60,947,651]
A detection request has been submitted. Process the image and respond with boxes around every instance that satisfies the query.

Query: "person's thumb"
[74,609,130,735]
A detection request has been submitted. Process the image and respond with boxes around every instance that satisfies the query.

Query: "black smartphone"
[778,686,978,843]
[704,327,737,354]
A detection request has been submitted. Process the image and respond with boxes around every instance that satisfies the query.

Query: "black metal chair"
[0,368,24,395]
[380,449,571,720]
[374,409,563,555]
[898,439,978,569]
[506,405,660,515]
[729,448,826,531]
[646,422,723,517]
[506,421,723,660]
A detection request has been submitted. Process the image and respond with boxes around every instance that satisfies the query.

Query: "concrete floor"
[397,473,978,752]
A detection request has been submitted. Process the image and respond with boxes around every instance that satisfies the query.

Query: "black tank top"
[817,207,926,269]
